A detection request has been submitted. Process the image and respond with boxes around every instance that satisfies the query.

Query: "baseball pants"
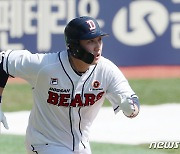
[26,142,92,154]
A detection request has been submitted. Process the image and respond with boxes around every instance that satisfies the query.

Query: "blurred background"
[0,0,180,66]
[0,0,180,154]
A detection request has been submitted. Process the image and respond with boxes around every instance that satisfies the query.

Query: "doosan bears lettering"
[47,91,105,107]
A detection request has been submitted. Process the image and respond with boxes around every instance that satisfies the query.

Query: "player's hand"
[120,96,139,118]
[0,110,9,129]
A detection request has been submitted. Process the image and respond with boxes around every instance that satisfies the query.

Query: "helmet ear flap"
[68,41,94,64]
[67,40,79,54]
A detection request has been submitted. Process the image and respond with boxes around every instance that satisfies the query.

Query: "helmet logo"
[86,20,96,31]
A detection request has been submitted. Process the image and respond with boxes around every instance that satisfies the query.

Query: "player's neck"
[69,55,90,75]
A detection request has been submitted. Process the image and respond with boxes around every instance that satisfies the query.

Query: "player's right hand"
[0,110,9,129]
[120,96,139,118]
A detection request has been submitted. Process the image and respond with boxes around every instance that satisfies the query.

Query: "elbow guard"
[0,54,9,88]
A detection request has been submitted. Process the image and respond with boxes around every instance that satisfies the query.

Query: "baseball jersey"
[3,50,136,152]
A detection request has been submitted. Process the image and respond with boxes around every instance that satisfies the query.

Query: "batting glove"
[0,104,9,129]
[120,96,140,118]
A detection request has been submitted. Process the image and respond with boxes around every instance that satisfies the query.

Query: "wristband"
[0,96,2,103]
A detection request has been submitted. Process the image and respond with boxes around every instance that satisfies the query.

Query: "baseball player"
[0,16,140,154]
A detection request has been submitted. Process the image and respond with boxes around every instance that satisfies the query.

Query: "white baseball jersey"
[3,50,136,153]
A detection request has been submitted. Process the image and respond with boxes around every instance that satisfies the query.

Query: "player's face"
[80,36,103,64]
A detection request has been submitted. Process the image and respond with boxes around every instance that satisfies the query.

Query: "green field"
[0,135,179,154]
[1,78,180,153]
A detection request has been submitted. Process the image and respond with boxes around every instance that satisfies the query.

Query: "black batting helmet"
[64,16,108,64]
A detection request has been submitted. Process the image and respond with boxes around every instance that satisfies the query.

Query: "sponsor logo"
[92,80,100,88]
[49,87,70,93]
[89,80,103,91]
[50,78,58,85]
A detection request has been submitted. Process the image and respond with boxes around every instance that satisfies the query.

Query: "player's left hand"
[120,96,139,118]
[0,110,9,129]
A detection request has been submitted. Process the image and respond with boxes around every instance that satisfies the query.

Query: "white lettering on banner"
[0,2,9,30]
[1,0,179,51]
[0,1,23,50]
[78,0,99,18]
[172,0,180,3]
[170,13,180,48]
[0,0,103,52]
[10,0,23,38]
[78,0,104,27]
[112,1,169,46]
[0,32,23,49]
[112,0,180,49]
[37,0,51,51]
[24,1,37,34]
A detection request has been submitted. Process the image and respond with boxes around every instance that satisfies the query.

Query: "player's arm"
[0,51,9,129]
[105,61,140,118]
[107,93,140,118]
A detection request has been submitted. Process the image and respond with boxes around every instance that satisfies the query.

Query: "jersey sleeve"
[3,50,48,85]
[105,60,136,114]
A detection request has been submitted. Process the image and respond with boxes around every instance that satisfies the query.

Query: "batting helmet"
[64,16,108,64]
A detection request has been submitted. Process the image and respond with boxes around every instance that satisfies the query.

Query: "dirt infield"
[120,66,180,79]
[7,66,180,83]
